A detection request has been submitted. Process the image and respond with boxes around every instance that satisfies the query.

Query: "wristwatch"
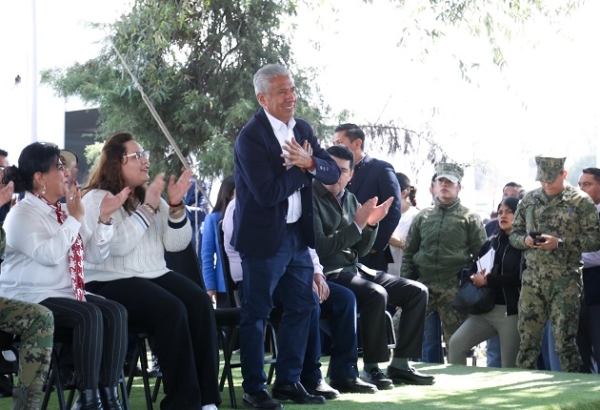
[557,238,564,250]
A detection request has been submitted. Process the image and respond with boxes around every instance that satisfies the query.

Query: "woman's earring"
[42,185,46,195]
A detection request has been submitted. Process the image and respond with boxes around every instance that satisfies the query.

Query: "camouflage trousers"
[517,266,581,372]
[0,297,53,387]
[421,278,466,354]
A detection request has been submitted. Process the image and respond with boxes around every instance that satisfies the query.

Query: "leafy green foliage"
[391,0,583,75]
[41,0,326,179]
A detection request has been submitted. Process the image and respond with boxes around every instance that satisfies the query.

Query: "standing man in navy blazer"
[333,124,402,272]
[233,64,341,409]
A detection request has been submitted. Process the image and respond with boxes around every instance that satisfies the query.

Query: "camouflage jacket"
[509,182,600,269]
[401,197,486,283]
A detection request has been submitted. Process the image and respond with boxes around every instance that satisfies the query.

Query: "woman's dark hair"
[82,132,145,214]
[212,175,235,220]
[499,196,519,213]
[2,142,61,192]
[395,172,417,207]
[407,186,417,207]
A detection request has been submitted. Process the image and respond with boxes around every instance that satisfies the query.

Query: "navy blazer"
[347,155,401,253]
[233,108,341,258]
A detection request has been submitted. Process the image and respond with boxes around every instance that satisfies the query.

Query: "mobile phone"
[529,231,546,244]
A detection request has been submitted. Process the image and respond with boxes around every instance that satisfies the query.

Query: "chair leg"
[66,388,76,408]
[119,369,131,410]
[42,347,67,410]
[218,328,237,408]
[265,321,278,385]
[151,376,162,403]
[126,337,154,410]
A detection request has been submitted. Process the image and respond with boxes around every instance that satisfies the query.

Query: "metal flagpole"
[110,41,212,209]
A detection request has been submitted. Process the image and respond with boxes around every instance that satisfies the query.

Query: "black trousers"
[327,270,428,363]
[40,295,127,389]
[87,271,220,409]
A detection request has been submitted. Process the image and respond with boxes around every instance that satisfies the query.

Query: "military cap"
[535,156,566,183]
[60,149,78,167]
[435,163,463,184]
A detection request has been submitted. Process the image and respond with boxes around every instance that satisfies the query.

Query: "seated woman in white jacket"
[0,142,129,410]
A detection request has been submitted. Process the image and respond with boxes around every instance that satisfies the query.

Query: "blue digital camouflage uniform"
[0,227,53,391]
[509,157,600,372]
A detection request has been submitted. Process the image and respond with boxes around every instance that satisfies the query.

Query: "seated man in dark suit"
[312,145,434,390]
[333,124,401,272]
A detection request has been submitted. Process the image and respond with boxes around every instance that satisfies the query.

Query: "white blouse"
[0,192,113,303]
[82,189,191,282]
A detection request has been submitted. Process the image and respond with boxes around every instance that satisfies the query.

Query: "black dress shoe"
[329,377,378,394]
[243,389,283,409]
[272,382,326,405]
[303,379,340,399]
[386,365,435,385]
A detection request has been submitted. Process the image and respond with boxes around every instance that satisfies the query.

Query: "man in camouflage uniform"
[0,181,53,409]
[401,163,487,352]
[509,156,600,372]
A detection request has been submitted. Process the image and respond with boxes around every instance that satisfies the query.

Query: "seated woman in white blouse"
[0,142,129,410]
[81,132,220,410]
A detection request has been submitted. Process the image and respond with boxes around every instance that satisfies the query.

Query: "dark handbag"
[452,280,495,315]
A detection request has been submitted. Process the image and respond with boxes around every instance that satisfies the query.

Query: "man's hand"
[354,197,378,229]
[281,139,315,171]
[533,234,559,250]
[367,196,394,226]
[312,273,330,303]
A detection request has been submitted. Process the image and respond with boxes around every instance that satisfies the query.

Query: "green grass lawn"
[3,360,600,409]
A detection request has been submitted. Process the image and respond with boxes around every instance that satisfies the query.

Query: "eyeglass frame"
[123,150,150,162]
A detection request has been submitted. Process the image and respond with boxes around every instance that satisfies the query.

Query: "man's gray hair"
[253,64,292,95]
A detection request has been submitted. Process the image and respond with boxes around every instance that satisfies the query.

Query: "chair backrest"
[164,241,206,291]
[216,220,238,308]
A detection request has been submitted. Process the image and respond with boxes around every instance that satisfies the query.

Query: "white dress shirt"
[0,192,113,303]
[264,110,302,224]
[224,199,323,282]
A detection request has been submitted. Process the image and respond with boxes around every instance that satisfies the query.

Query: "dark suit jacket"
[347,155,401,254]
[232,108,340,258]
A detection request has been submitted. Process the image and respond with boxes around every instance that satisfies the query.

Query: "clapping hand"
[66,183,84,222]
[354,196,394,229]
[99,187,131,222]
[282,139,314,170]
[167,169,192,205]
[145,174,166,209]
[0,182,14,208]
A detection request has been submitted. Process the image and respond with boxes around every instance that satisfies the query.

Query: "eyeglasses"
[123,150,150,162]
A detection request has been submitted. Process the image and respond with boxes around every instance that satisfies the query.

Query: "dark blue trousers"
[301,281,358,384]
[240,223,316,393]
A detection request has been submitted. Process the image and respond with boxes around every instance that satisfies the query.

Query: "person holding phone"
[509,156,600,372]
